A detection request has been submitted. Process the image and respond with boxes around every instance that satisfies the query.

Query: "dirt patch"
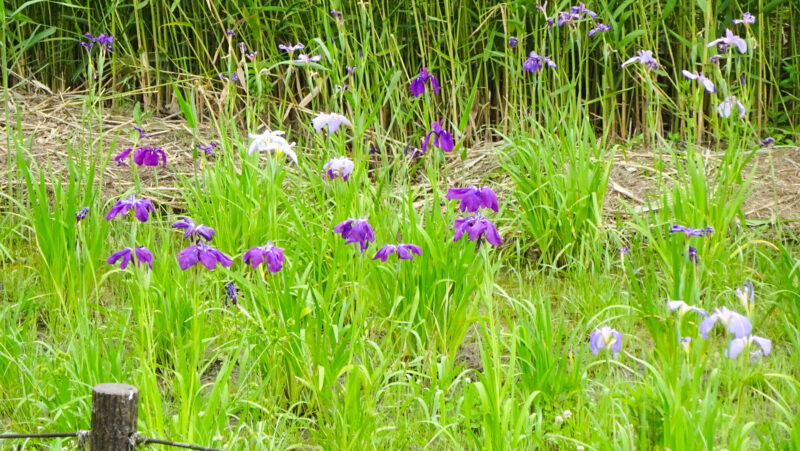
[605,146,800,221]
[3,89,799,222]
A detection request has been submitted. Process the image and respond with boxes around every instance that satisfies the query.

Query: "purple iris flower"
[667,300,708,317]
[76,207,90,222]
[761,137,774,147]
[453,214,502,247]
[219,72,239,82]
[323,156,354,181]
[523,51,557,73]
[81,33,114,53]
[709,55,721,64]
[409,67,440,97]
[246,51,258,61]
[330,9,344,22]
[226,29,235,37]
[172,217,215,242]
[570,3,597,20]
[740,72,746,86]
[177,242,233,270]
[278,43,305,53]
[699,306,752,339]
[619,246,630,256]
[224,281,238,306]
[589,326,623,358]
[508,37,518,48]
[334,218,375,252]
[405,142,425,159]
[707,29,747,54]
[446,186,499,213]
[536,2,547,14]
[733,12,755,25]
[238,42,247,53]
[372,243,423,262]
[421,121,454,153]
[669,225,714,237]
[133,126,152,138]
[133,145,167,167]
[621,50,659,71]
[106,246,154,270]
[687,246,699,265]
[294,54,321,64]
[346,65,357,76]
[588,22,610,37]
[681,70,716,93]
[114,148,132,166]
[243,242,285,273]
[196,142,217,155]
[106,194,156,222]
[725,335,771,359]
[556,11,574,27]
[717,96,746,119]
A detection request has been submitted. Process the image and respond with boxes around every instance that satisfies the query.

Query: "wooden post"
[90,383,138,451]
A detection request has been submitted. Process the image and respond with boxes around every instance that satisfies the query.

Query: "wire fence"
[0,384,222,451]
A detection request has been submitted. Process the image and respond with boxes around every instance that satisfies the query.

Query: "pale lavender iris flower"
[681,70,716,93]
[699,306,752,339]
[733,12,755,25]
[707,29,747,54]
[725,335,771,359]
[621,50,659,71]
[294,54,322,64]
[323,156,355,181]
[667,300,708,317]
[279,43,305,53]
[312,112,352,133]
[588,23,610,37]
[669,225,714,237]
[590,326,623,358]
[717,96,746,119]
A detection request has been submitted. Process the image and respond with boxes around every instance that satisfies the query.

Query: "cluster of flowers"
[113,126,168,167]
[620,13,756,119]
[591,283,771,362]
[669,224,714,265]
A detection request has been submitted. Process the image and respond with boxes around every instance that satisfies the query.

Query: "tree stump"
[90,383,138,451]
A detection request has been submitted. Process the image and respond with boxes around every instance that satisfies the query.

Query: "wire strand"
[135,434,222,451]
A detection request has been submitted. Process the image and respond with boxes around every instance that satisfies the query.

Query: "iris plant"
[107,246,153,270]
[717,96,746,119]
[523,51,556,73]
[323,156,354,181]
[667,300,707,317]
[248,128,298,164]
[621,50,659,71]
[453,214,502,247]
[243,242,285,273]
[177,242,233,270]
[409,67,440,97]
[707,29,747,54]
[81,33,114,53]
[106,194,156,222]
[590,326,623,358]
[733,12,755,25]
[725,335,771,359]
[446,186,498,212]
[681,71,716,93]
[372,243,423,262]
[334,218,375,252]
[421,121,454,153]
[312,113,352,133]
[172,217,215,242]
[699,306,751,339]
